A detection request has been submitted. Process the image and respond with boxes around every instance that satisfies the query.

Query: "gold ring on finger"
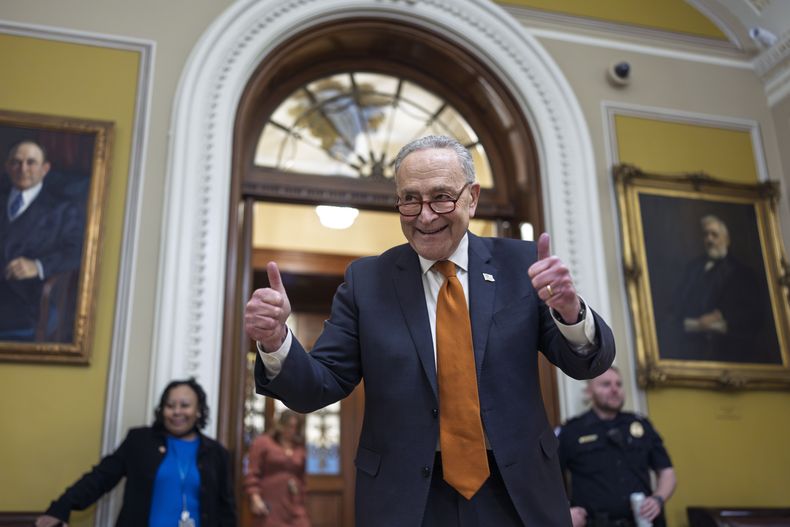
[546,284,554,297]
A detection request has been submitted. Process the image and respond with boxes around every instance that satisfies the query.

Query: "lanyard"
[172,440,196,527]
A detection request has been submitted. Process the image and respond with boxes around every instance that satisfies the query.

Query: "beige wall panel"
[1,0,235,440]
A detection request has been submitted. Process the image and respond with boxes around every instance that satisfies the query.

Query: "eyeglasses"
[395,183,470,217]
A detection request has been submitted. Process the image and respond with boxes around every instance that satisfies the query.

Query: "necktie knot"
[9,193,23,219]
[434,260,456,278]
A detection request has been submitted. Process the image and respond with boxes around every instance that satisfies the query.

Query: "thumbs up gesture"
[528,233,582,323]
[245,262,292,352]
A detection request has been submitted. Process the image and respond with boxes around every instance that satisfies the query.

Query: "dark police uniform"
[558,410,672,527]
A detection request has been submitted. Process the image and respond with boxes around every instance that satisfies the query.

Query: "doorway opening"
[220,17,556,527]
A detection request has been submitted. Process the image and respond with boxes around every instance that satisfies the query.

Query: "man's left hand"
[528,232,581,323]
[5,257,38,280]
[639,496,663,522]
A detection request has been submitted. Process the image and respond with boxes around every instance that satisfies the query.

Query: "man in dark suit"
[0,140,84,340]
[244,135,615,526]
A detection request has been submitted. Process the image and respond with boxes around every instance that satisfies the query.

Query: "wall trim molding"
[526,26,751,70]
[158,0,612,429]
[0,19,154,51]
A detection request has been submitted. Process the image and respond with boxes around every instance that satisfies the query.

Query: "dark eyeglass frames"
[395,183,470,217]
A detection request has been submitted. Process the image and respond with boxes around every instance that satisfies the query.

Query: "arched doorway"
[223,17,557,527]
[157,0,609,524]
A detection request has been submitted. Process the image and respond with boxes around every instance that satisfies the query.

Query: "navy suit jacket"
[255,233,615,526]
[0,187,84,332]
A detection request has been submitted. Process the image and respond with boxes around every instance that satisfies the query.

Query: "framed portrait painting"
[614,164,790,389]
[0,110,113,364]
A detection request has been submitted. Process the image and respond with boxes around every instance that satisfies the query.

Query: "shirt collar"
[418,232,469,275]
[10,182,44,206]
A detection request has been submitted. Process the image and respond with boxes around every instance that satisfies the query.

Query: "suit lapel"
[468,233,496,372]
[393,247,438,400]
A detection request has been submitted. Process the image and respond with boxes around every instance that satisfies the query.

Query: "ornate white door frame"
[155,0,610,433]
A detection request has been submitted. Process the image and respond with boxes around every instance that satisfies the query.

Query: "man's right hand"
[570,506,587,527]
[244,261,291,352]
[5,256,38,280]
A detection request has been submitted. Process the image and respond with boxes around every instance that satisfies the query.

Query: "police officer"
[558,366,676,527]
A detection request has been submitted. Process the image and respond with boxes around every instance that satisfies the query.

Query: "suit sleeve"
[538,301,616,380]
[254,262,363,412]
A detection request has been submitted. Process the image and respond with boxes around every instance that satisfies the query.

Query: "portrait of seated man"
[656,213,780,364]
[0,140,85,342]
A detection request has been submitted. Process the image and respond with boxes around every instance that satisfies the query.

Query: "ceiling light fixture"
[315,205,360,229]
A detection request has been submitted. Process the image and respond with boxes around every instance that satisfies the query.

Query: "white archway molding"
[156,0,611,433]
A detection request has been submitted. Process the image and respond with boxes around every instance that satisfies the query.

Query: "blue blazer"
[0,187,84,332]
[256,233,615,526]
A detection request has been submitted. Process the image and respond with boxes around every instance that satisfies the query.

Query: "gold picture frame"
[0,110,113,364]
[614,164,790,389]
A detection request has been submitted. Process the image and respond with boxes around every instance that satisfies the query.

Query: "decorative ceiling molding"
[753,30,790,105]
[158,0,612,427]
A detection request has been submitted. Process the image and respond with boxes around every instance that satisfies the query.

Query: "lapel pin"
[483,273,495,282]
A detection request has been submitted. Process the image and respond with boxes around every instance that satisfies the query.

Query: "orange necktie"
[434,260,490,499]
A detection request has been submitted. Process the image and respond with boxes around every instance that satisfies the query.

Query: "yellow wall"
[0,34,138,525]
[498,0,727,40]
[615,116,758,184]
[615,115,790,526]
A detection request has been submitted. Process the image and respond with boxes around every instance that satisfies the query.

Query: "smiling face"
[162,384,200,439]
[395,147,480,261]
[6,142,50,191]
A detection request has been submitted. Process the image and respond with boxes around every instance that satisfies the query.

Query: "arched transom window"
[254,71,493,188]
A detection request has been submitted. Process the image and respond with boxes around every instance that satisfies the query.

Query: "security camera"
[607,61,631,87]
[749,27,778,48]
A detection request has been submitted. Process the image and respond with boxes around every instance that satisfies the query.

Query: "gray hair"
[701,214,729,238]
[393,135,475,184]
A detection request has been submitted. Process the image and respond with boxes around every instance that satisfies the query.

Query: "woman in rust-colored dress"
[245,410,311,527]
